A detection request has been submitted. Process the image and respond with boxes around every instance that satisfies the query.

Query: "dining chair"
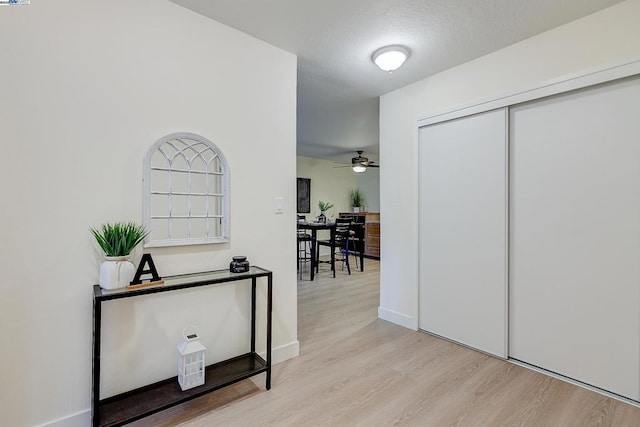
[347,221,365,271]
[315,218,351,277]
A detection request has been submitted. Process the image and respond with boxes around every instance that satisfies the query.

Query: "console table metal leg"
[91,298,101,427]
[266,273,272,390]
[251,278,256,353]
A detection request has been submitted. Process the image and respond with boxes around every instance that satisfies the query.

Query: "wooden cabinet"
[364,222,380,258]
[339,212,380,259]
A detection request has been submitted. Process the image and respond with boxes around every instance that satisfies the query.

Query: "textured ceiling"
[171,0,624,163]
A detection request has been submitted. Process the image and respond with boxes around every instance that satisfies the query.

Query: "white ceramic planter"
[99,256,136,290]
[353,207,360,213]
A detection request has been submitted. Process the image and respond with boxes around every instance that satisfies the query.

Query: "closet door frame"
[415,57,640,403]
[416,59,640,129]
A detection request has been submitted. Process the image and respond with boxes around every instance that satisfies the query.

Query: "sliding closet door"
[510,76,640,400]
[418,108,507,358]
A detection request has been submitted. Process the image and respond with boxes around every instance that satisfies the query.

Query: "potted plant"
[91,222,149,290]
[317,200,334,223]
[350,188,364,213]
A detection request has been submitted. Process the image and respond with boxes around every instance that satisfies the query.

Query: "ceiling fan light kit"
[333,151,379,172]
[372,45,410,72]
[351,150,379,173]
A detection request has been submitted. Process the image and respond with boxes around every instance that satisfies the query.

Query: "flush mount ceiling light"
[372,45,411,72]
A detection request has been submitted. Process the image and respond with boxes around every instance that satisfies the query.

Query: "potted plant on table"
[91,222,149,290]
[317,201,334,223]
[350,188,364,213]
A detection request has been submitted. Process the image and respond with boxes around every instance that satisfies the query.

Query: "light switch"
[275,197,284,214]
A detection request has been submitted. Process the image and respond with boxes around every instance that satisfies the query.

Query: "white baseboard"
[378,306,417,330]
[42,341,300,427]
[39,409,90,427]
[258,340,300,364]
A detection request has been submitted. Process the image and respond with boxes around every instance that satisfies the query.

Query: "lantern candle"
[177,332,207,391]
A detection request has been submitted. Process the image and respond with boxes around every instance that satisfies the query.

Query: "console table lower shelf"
[99,352,267,427]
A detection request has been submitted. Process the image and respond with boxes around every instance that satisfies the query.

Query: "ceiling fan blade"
[345,150,380,170]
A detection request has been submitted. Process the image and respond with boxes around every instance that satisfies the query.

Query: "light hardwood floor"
[135,259,640,426]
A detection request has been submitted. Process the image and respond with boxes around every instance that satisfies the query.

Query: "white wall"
[355,167,380,212]
[379,0,640,330]
[297,156,380,216]
[296,156,356,218]
[0,1,297,426]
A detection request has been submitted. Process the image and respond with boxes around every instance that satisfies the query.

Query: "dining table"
[297,220,364,280]
[297,221,335,281]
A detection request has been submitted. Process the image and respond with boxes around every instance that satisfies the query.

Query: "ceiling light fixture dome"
[352,164,367,173]
[372,45,411,72]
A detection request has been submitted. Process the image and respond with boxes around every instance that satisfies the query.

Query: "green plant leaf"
[350,188,364,207]
[90,221,149,257]
[318,200,334,212]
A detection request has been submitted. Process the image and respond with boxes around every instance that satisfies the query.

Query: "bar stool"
[297,215,312,279]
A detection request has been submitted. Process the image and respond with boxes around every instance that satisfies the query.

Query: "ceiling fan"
[349,150,379,173]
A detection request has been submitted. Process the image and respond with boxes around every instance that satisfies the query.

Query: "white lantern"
[177,332,207,391]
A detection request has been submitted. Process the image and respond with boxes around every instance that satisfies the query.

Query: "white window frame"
[143,132,230,247]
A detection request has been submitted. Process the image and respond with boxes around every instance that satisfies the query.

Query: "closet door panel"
[509,76,640,400]
[418,108,507,358]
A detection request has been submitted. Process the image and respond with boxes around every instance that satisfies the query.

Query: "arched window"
[143,133,229,247]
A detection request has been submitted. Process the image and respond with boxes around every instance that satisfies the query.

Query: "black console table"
[92,267,272,427]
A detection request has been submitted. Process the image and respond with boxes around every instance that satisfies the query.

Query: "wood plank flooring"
[133,259,640,426]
